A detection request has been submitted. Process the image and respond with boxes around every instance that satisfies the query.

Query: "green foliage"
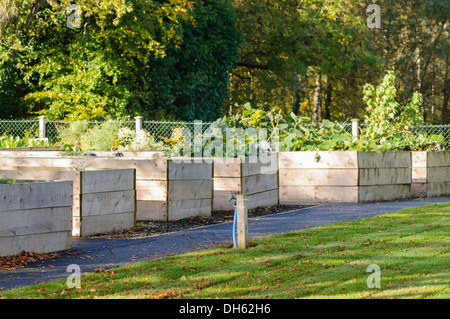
[57,121,90,152]
[57,121,166,152]
[0,178,16,184]
[9,0,238,121]
[117,127,167,151]
[361,71,445,151]
[0,59,17,118]
[228,0,376,115]
[80,121,121,152]
[170,71,447,156]
[0,134,49,148]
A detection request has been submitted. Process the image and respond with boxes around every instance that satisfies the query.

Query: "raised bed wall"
[0,156,212,222]
[213,154,279,211]
[137,159,213,221]
[412,151,450,197]
[0,168,136,237]
[358,151,411,202]
[279,151,411,204]
[0,181,73,256]
[0,149,165,158]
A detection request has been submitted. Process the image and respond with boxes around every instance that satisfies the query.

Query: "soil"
[92,204,310,239]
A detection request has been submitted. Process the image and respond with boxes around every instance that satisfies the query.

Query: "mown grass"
[2,202,449,299]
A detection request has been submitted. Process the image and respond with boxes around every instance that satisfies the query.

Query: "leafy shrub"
[57,121,90,152]
[57,121,165,153]
[79,121,121,152]
[361,71,445,151]
[169,71,447,156]
[117,127,166,151]
[0,135,50,148]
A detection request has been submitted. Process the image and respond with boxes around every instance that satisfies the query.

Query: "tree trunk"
[442,55,449,124]
[323,75,332,120]
[312,72,321,125]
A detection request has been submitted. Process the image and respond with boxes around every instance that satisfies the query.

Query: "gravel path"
[1,196,449,292]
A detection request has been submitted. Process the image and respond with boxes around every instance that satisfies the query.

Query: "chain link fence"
[1,118,449,148]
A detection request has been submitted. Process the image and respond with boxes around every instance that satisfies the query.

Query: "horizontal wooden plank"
[167,198,212,221]
[279,168,358,187]
[0,151,65,157]
[136,200,167,221]
[427,182,450,197]
[427,166,450,183]
[213,190,240,211]
[0,157,168,180]
[0,169,81,193]
[168,179,212,201]
[279,185,359,204]
[241,153,279,176]
[213,158,241,177]
[359,168,411,186]
[89,150,165,158]
[247,189,279,210]
[78,212,135,237]
[81,190,135,216]
[0,231,71,256]
[0,181,73,211]
[81,169,135,194]
[412,167,427,183]
[279,151,358,169]
[358,151,411,168]
[0,207,72,237]
[242,172,278,195]
[136,180,167,201]
[168,160,213,180]
[0,146,62,151]
[411,151,427,167]
[213,177,241,192]
[358,185,411,202]
[427,151,450,167]
[213,193,235,211]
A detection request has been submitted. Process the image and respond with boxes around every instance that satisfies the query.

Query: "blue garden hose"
[229,194,237,248]
[232,205,237,248]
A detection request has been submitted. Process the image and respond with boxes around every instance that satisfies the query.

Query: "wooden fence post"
[351,119,360,141]
[135,116,143,133]
[38,116,46,139]
[236,194,248,249]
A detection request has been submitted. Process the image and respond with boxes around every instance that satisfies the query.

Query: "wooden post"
[38,116,46,139]
[236,194,248,249]
[135,116,143,133]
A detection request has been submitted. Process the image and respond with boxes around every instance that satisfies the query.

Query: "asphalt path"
[1,196,449,292]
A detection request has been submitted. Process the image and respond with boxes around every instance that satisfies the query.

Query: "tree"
[1,0,239,121]
[376,0,449,123]
[227,0,378,122]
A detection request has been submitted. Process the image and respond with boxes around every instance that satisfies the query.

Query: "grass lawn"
[2,202,449,299]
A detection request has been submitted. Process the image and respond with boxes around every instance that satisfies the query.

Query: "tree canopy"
[1,0,238,121]
[0,0,448,124]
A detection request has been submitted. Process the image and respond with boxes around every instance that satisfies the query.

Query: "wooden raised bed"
[213,153,279,211]
[412,151,450,197]
[0,168,136,237]
[0,181,73,256]
[279,151,411,203]
[0,148,164,158]
[0,156,212,221]
[137,158,213,221]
